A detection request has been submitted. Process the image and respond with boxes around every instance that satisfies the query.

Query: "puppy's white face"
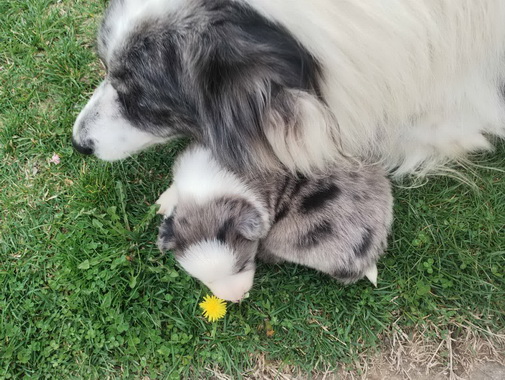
[72,80,171,161]
[178,240,255,302]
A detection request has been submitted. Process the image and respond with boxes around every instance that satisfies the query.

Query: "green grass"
[1,0,504,378]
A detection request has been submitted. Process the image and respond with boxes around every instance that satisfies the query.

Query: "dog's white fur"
[72,81,170,161]
[160,146,270,231]
[271,1,505,175]
[98,0,186,62]
[248,0,505,175]
[79,0,505,176]
[178,239,255,302]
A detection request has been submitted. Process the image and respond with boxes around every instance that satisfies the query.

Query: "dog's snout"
[72,137,94,155]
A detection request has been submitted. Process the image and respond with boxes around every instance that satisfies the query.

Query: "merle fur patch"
[273,174,309,223]
[297,220,333,249]
[353,227,374,257]
[300,183,340,213]
[273,205,289,223]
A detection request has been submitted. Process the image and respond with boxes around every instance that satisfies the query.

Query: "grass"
[0,0,504,378]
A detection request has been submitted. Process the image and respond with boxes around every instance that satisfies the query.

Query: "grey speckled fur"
[158,145,393,291]
[254,165,393,284]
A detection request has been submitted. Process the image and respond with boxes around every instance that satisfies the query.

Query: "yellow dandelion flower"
[199,295,227,322]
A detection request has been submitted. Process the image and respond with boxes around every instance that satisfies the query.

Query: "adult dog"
[72,0,505,176]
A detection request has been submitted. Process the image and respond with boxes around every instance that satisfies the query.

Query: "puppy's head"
[72,0,331,173]
[158,197,266,302]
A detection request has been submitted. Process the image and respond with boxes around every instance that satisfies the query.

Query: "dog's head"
[158,197,265,302]
[72,0,197,160]
[72,0,333,172]
[155,145,269,302]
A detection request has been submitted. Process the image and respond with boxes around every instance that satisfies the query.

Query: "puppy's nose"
[72,137,94,155]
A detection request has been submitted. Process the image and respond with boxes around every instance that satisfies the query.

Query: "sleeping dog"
[156,145,393,302]
[72,0,505,177]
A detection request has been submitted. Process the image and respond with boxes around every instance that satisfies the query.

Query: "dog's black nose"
[72,137,94,155]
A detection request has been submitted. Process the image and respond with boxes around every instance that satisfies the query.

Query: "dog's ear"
[157,215,176,251]
[193,10,332,174]
[196,46,277,172]
[235,203,266,241]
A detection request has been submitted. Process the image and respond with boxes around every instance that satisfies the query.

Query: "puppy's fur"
[157,145,393,301]
[73,0,505,176]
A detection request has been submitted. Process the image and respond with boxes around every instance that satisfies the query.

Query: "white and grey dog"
[72,0,505,176]
[156,145,393,302]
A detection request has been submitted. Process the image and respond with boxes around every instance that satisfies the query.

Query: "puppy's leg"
[156,184,178,216]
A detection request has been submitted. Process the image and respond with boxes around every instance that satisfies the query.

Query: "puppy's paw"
[156,185,178,216]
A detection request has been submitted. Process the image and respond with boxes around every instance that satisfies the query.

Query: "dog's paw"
[156,185,178,216]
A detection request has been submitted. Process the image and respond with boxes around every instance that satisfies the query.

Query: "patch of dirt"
[358,322,505,380]
[205,321,505,379]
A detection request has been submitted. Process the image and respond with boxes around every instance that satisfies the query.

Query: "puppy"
[156,145,393,302]
[72,0,505,177]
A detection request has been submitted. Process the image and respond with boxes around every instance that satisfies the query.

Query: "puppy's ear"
[157,215,176,251]
[236,204,266,241]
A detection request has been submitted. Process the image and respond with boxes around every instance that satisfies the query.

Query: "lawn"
[1,0,504,378]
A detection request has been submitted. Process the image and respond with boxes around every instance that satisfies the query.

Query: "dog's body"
[72,0,505,176]
[157,145,393,301]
